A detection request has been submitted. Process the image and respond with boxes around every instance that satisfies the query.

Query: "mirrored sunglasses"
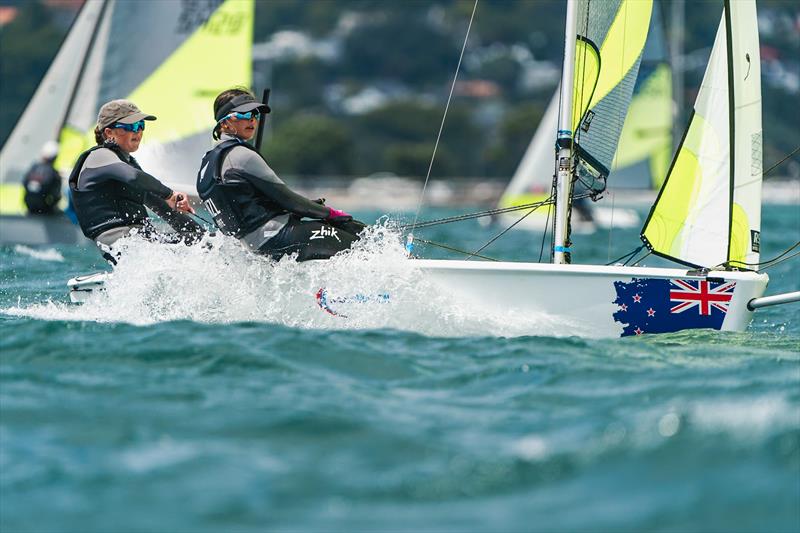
[112,120,146,132]
[221,111,260,123]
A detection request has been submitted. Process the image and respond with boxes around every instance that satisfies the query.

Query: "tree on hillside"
[0,1,64,147]
[263,113,354,176]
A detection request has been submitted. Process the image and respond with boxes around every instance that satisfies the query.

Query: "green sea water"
[1,205,798,532]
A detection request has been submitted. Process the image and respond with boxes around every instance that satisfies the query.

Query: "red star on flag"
[619,303,628,311]
[634,327,644,335]
[632,294,642,303]
[647,308,655,316]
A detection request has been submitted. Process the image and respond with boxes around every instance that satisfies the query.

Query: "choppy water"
[1,205,798,532]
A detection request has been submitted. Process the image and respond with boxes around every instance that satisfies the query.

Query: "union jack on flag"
[669,280,736,315]
[613,277,738,336]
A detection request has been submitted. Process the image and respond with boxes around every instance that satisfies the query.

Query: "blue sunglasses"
[111,120,146,132]
[219,111,260,123]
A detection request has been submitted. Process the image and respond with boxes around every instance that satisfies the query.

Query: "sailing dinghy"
[68,0,798,336]
[411,0,794,336]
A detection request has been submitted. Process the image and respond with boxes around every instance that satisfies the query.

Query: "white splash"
[3,221,573,338]
[13,245,64,262]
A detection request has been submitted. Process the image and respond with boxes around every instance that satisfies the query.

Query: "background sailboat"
[0,0,254,245]
[496,4,672,233]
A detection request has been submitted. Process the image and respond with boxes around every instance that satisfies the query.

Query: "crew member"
[197,88,365,261]
[69,99,203,263]
[22,141,62,215]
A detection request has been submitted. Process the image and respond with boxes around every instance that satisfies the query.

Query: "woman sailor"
[197,88,365,261]
[69,99,203,264]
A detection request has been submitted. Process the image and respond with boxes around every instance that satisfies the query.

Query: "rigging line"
[412,237,498,262]
[408,0,479,236]
[607,190,616,263]
[761,250,800,271]
[764,145,800,178]
[606,244,644,266]
[399,196,559,230]
[735,144,800,188]
[466,195,555,260]
[720,240,800,269]
[538,181,554,262]
[398,192,594,231]
[630,250,651,266]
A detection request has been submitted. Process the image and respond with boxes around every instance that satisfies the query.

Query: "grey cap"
[97,99,157,130]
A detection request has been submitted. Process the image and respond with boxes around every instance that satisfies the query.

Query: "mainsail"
[498,0,654,213]
[610,4,672,189]
[641,0,762,269]
[2,0,254,199]
[571,0,652,191]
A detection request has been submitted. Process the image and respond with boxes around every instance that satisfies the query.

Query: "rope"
[401,197,552,230]
[764,145,800,178]
[606,245,644,266]
[407,0,479,247]
[411,237,498,261]
[466,195,554,260]
[761,250,800,271]
[719,240,800,270]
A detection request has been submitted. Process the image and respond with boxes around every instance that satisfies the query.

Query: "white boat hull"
[67,259,769,337]
[416,260,768,337]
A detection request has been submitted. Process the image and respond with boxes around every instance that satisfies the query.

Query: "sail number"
[177,0,246,36]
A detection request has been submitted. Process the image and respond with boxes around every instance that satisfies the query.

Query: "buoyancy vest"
[196,138,279,238]
[23,162,61,213]
[68,144,150,240]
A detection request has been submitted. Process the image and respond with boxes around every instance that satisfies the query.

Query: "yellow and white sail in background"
[0,1,107,214]
[499,0,659,216]
[641,0,762,269]
[1,0,254,207]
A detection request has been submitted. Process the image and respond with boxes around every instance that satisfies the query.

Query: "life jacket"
[23,162,61,214]
[68,144,149,239]
[196,138,277,238]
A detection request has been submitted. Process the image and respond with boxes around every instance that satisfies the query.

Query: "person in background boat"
[69,99,203,264]
[197,88,366,261]
[22,140,62,215]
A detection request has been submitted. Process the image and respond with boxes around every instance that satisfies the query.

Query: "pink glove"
[327,207,352,222]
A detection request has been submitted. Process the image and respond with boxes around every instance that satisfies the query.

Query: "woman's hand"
[166,191,196,214]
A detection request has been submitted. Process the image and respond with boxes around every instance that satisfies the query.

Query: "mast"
[553,0,578,265]
[669,0,685,152]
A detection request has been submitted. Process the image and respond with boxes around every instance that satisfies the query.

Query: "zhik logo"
[310,226,340,242]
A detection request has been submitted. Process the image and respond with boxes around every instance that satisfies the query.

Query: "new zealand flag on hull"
[612,278,736,336]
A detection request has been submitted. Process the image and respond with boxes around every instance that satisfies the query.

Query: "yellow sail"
[54,0,254,193]
[642,0,762,269]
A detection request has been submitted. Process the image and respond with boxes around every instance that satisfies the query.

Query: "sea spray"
[3,221,572,337]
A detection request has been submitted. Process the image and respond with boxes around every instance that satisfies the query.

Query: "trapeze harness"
[197,137,361,261]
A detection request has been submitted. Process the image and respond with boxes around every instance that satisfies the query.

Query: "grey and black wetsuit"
[197,134,364,261]
[69,142,203,260]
